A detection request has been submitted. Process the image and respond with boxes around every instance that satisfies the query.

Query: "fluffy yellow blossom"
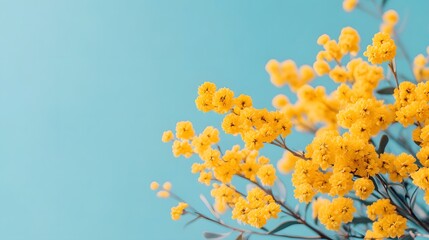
[265,59,314,90]
[343,0,358,12]
[338,26,360,55]
[367,199,396,221]
[157,190,170,198]
[175,121,195,140]
[390,153,418,182]
[213,88,235,114]
[234,94,253,111]
[172,140,193,158]
[318,197,356,230]
[198,82,216,95]
[417,146,429,167]
[294,183,315,203]
[411,167,429,190]
[150,181,159,190]
[372,214,407,238]
[413,52,429,82]
[171,202,188,221]
[272,94,289,109]
[277,151,299,174]
[364,230,384,240]
[353,178,374,200]
[257,164,277,186]
[383,10,399,25]
[162,130,174,142]
[313,60,331,76]
[198,171,212,186]
[364,32,396,64]
[329,172,354,196]
[163,181,172,191]
[312,197,330,219]
[329,66,349,83]
[232,187,280,228]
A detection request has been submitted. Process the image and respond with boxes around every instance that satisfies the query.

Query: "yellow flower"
[417,146,429,167]
[364,32,396,64]
[329,172,353,196]
[329,66,349,83]
[162,130,174,142]
[277,151,299,174]
[312,197,330,219]
[338,26,360,55]
[272,94,289,109]
[343,0,358,12]
[294,183,315,203]
[198,171,212,186]
[157,190,170,198]
[373,214,407,238]
[163,181,172,191]
[366,199,396,221]
[150,181,159,190]
[256,164,276,186]
[172,140,193,158]
[353,178,374,200]
[175,121,195,140]
[383,10,399,25]
[198,82,216,95]
[411,167,429,190]
[171,202,188,221]
[313,59,331,76]
[213,87,235,114]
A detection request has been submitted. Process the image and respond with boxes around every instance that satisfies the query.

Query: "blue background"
[0,0,428,239]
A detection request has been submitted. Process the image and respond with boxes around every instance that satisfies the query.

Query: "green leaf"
[377,87,395,95]
[409,187,419,208]
[377,135,389,154]
[200,194,220,220]
[184,216,201,228]
[269,220,301,234]
[349,196,373,206]
[274,179,287,202]
[381,0,389,9]
[203,232,231,239]
[351,217,372,225]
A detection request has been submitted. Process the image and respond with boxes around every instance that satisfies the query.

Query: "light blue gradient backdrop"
[0,1,427,239]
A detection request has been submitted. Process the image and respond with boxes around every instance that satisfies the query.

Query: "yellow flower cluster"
[413,47,429,82]
[333,58,384,101]
[380,10,399,35]
[171,202,188,221]
[337,98,394,139]
[313,27,360,76]
[411,167,429,204]
[342,0,358,12]
[394,81,429,127]
[365,199,407,238]
[316,197,356,231]
[158,8,428,237]
[150,181,172,198]
[211,184,240,213]
[231,187,281,228]
[265,60,314,90]
[364,32,397,64]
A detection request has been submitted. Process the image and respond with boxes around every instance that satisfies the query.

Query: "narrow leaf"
[409,187,419,208]
[381,0,389,9]
[377,135,389,154]
[200,194,220,220]
[351,217,372,225]
[184,216,201,228]
[203,232,231,240]
[274,179,287,202]
[269,220,301,234]
[377,87,395,95]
